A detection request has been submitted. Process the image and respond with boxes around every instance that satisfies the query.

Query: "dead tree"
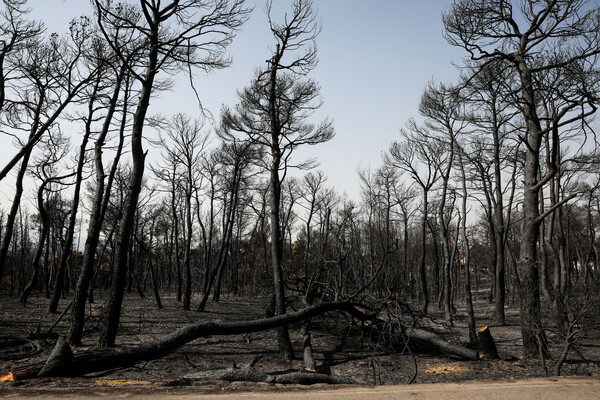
[206,140,257,306]
[460,58,520,326]
[0,24,92,287]
[21,134,74,304]
[420,81,467,326]
[220,0,334,359]
[153,114,208,310]
[2,300,482,381]
[386,126,440,314]
[93,0,250,348]
[49,32,104,313]
[11,301,374,379]
[67,48,132,345]
[444,0,600,358]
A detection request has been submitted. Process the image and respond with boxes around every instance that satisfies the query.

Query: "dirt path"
[1,377,599,399]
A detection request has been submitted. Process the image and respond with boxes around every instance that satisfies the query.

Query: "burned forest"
[1,0,600,392]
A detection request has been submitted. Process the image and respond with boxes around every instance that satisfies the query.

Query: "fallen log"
[183,356,355,385]
[183,367,355,385]
[5,301,377,380]
[271,371,355,385]
[3,301,483,381]
[405,327,480,360]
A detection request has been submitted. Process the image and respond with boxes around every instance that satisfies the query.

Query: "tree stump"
[477,326,499,359]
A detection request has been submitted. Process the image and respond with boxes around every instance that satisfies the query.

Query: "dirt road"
[2,376,598,399]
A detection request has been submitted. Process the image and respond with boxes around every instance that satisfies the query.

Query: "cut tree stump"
[477,326,499,359]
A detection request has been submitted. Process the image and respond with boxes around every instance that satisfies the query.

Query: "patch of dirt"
[1,292,599,396]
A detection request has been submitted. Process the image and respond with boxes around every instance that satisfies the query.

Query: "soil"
[1,291,599,396]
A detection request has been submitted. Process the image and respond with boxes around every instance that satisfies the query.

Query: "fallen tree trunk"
[405,327,480,360]
[182,356,355,385]
[9,301,377,380]
[4,301,482,381]
[184,367,355,385]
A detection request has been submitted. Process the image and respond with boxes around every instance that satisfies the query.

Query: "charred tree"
[94,0,250,347]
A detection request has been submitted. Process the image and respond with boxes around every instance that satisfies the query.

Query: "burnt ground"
[1,291,599,396]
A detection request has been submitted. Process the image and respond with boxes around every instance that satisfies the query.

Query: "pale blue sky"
[1,0,464,206]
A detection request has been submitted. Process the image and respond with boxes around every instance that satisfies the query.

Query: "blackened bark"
[0,93,40,287]
[515,56,548,358]
[68,68,128,345]
[182,192,193,311]
[492,108,506,325]
[477,326,499,360]
[97,24,158,347]
[268,47,294,360]
[419,190,429,314]
[458,147,477,345]
[438,138,454,326]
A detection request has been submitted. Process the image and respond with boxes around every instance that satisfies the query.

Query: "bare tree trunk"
[420,191,429,314]
[516,57,548,358]
[458,147,477,344]
[182,190,193,311]
[170,175,183,303]
[492,119,506,325]
[97,22,158,346]
[68,71,128,345]
[268,46,294,360]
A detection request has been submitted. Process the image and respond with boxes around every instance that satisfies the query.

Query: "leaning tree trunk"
[67,70,127,345]
[199,191,235,310]
[0,142,33,288]
[97,40,158,348]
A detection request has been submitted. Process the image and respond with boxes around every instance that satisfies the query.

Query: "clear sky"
[1,0,465,207]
